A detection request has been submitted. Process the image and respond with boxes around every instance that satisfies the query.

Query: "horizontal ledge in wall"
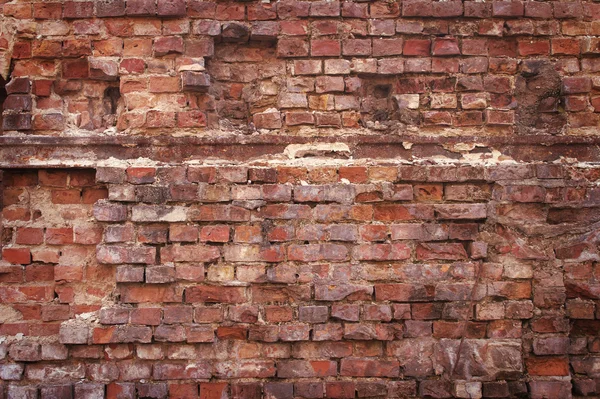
[3,134,600,147]
[1,134,600,166]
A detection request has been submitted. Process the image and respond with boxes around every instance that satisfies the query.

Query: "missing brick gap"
[0,76,6,132]
[283,143,351,159]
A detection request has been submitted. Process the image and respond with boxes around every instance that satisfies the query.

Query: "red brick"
[554,2,583,18]
[199,383,227,399]
[371,1,400,17]
[60,8,90,24]
[97,0,126,17]
[432,1,463,16]
[199,225,230,242]
[45,228,73,245]
[552,38,580,55]
[3,3,33,18]
[492,1,524,16]
[33,3,62,19]
[525,1,552,18]
[518,39,550,55]
[311,39,341,57]
[62,59,89,79]
[342,39,371,56]
[126,0,156,15]
[3,207,31,222]
[154,36,184,56]
[432,38,460,55]
[215,4,245,20]
[340,359,399,377]
[343,2,368,18]
[186,286,246,304]
[403,0,433,16]
[15,228,44,245]
[563,77,592,94]
[526,356,570,376]
[326,382,355,398]
[2,248,32,265]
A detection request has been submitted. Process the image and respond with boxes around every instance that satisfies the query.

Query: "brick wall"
[0,163,599,398]
[2,0,600,398]
[1,0,600,134]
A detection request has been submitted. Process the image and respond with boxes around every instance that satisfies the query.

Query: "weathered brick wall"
[1,0,600,134]
[1,0,600,398]
[0,162,600,398]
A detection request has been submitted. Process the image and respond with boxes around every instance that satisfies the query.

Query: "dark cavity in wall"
[0,77,7,132]
[103,87,122,128]
[515,60,566,135]
[207,40,280,130]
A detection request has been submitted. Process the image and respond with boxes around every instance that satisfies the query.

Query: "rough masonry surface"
[1,163,600,398]
[1,0,600,398]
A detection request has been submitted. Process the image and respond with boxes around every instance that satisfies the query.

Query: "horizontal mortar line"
[2,134,600,147]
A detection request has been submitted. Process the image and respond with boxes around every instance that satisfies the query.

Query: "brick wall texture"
[1,0,600,398]
[1,163,600,398]
[1,0,600,134]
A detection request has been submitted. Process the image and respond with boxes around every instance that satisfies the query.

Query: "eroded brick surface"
[1,0,600,396]
[0,164,598,397]
[1,0,600,135]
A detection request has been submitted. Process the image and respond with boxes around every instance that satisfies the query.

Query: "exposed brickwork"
[2,0,600,397]
[1,0,600,134]
[0,164,599,397]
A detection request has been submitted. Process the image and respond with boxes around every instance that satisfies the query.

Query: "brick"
[94,203,128,221]
[554,2,583,18]
[46,228,73,245]
[311,39,341,57]
[253,111,282,129]
[326,382,355,398]
[97,245,156,264]
[15,227,44,245]
[563,77,592,94]
[353,243,411,261]
[527,356,569,376]
[277,360,336,378]
[343,2,368,18]
[492,1,524,17]
[215,4,245,20]
[518,39,550,56]
[433,1,463,16]
[342,39,371,56]
[525,1,552,18]
[278,38,310,58]
[6,78,31,94]
[186,286,246,304]
[154,36,184,57]
[432,38,460,55]
[132,205,187,222]
[158,0,186,16]
[126,0,156,15]
[340,359,399,377]
[372,38,403,57]
[298,306,329,323]
[4,95,32,112]
[375,284,431,302]
[97,0,126,17]
[403,0,433,16]
[169,225,198,243]
[529,381,572,399]
[533,337,569,355]
[294,60,322,76]
[2,248,31,265]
